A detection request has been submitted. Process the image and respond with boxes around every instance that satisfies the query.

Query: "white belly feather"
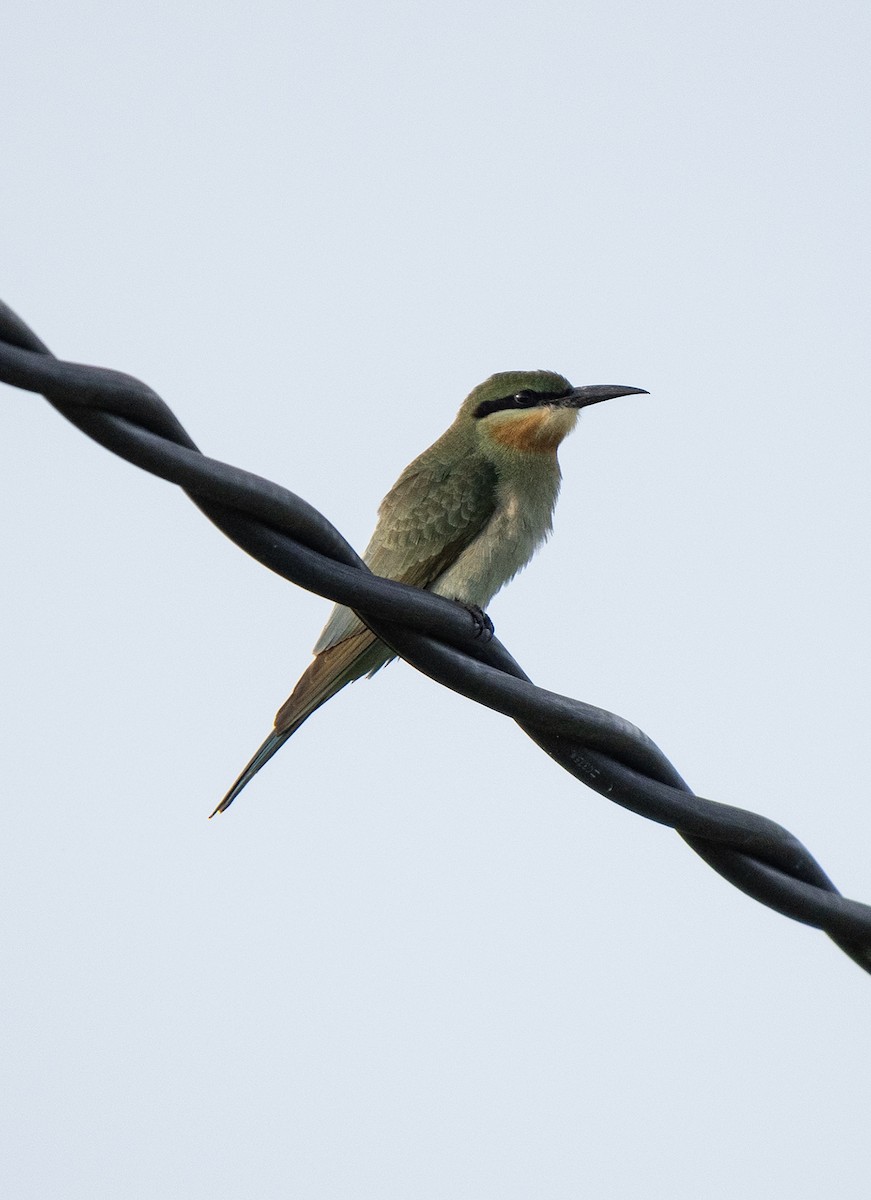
[430,464,562,608]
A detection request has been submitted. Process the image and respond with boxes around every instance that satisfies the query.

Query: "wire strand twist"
[2,298,869,975]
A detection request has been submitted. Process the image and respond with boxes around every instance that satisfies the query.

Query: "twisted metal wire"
[2,297,870,976]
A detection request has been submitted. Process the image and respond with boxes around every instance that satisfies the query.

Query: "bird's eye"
[512,390,537,407]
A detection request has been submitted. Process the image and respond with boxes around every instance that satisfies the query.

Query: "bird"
[211,370,646,815]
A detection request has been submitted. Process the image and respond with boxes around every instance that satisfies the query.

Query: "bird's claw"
[461,602,494,642]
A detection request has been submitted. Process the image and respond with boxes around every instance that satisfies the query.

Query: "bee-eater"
[211,370,646,815]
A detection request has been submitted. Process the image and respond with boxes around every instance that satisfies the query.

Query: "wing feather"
[273,443,497,736]
[313,443,497,653]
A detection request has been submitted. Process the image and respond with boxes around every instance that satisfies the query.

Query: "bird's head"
[459,370,647,457]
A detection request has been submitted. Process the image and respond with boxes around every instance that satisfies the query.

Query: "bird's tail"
[209,727,297,817]
[210,629,390,817]
[209,691,336,818]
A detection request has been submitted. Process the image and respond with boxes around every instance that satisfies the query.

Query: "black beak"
[564,384,648,409]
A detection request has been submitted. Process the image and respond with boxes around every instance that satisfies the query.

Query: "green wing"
[313,441,498,654]
[270,440,496,739]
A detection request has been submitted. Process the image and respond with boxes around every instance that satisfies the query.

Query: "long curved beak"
[565,384,648,409]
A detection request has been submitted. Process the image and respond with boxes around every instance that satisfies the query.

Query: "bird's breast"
[430,462,561,609]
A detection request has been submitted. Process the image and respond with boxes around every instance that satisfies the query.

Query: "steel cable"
[2,298,869,975]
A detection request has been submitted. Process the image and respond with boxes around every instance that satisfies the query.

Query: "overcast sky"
[3,2,870,1197]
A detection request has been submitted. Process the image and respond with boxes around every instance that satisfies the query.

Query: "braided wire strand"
[2,298,870,975]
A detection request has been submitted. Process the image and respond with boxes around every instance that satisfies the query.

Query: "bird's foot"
[460,602,494,642]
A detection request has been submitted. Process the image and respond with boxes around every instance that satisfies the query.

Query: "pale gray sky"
[2,2,870,1197]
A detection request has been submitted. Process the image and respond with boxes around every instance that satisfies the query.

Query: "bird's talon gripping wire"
[461,602,494,642]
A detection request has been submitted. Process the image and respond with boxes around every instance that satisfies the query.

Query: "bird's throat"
[488,408,577,454]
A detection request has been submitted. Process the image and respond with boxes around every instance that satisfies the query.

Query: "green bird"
[212,371,646,815]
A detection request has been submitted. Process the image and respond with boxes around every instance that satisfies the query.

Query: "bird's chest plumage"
[431,459,561,608]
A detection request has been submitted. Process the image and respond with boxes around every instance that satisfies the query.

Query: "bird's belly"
[430,492,552,608]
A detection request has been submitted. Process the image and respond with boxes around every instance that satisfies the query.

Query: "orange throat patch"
[488,408,576,453]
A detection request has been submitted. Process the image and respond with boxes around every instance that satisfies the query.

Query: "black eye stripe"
[473,387,573,420]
